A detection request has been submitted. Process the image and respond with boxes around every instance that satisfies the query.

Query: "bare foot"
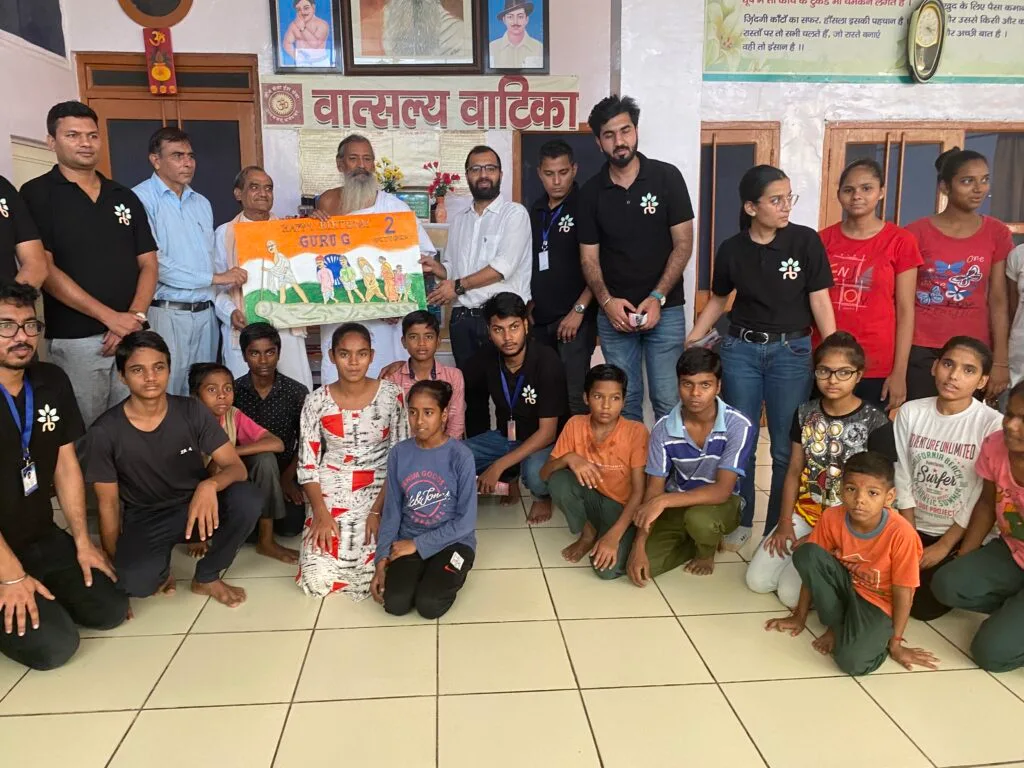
[527,498,553,524]
[561,523,597,563]
[188,542,209,559]
[257,540,300,565]
[158,574,176,596]
[191,578,247,607]
[683,555,715,576]
[500,482,522,506]
[812,628,835,656]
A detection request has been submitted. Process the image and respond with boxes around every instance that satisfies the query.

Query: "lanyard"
[500,369,525,413]
[407,358,437,381]
[0,378,33,464]
[540,203,565,248]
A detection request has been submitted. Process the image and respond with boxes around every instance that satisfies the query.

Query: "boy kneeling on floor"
[765,451,939,675]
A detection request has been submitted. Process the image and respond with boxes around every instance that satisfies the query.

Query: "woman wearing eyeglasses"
[688,165,836,550]
[904,149,1013,402]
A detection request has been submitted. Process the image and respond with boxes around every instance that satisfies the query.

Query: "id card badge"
[507,419,517,442]
[538,249,550,271]
[21,462,38,496]
[450,551,465,571]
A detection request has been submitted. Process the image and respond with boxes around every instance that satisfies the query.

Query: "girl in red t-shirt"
[905,149,1013,402]
[820,159,922,409]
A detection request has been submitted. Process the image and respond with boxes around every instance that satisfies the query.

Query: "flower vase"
[432,194,448,224]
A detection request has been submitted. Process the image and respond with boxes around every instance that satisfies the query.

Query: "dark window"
[91,69,250,90]
[844,142,942,225]
[519,132,605,205]
[0,0,65,57]
[698,142,755,291]
[179,120,243,227]
[108,119,167,189]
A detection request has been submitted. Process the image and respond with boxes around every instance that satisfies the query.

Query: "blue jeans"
[718,334,813,532]
[463,430,553,497]
[597,304,686,423]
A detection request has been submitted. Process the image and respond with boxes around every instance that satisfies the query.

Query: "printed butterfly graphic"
[948,264,982,289]
[945,283,969,302]
[916,285,943,305]
[935,260,965,276]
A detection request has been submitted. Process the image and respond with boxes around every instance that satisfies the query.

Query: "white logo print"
[0,198,8,218]
[37,404,59,433]
[640,193,659,215]
[558,214,574,233]
[179,446,194,455]
[779,258,801,280]
[522,385,537,405]
[114,203,132,226]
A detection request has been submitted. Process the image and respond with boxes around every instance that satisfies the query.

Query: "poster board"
[235,212,424,329]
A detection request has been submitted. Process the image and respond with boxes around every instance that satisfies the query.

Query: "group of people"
[1,93,1023,685]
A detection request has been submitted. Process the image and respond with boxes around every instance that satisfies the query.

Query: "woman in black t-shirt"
[687,165,836,551]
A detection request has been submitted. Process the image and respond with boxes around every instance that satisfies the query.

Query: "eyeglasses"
[468,164,500,174]
[814,365,859,381]
[0,320,44,338]
[766,194,799,209]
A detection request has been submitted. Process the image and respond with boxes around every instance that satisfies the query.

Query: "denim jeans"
[463,429,553,497]
[718,333,813,533]
[597,304,686,423]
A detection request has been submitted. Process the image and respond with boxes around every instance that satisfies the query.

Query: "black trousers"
[0,528,128,670]
[450,308,492,437]
[531,316,597,416]
[383,543,475,619]
[115,482,263,596]
[912,530,957,621]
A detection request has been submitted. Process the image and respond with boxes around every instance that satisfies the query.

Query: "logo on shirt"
[403,470,451,525]
[36,404,59,433]
[779,258,801,280]
[522,384,537,405]
[179,446,193,455]
[640,193,659,215]
[558,214,574,233]
[0,198,8,219]
[114,204,132,226]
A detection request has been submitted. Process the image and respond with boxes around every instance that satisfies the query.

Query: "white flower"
[114,203,131,226]
[705,0,745,71]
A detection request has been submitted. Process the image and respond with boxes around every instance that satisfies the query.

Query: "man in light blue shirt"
[133,127,246,395]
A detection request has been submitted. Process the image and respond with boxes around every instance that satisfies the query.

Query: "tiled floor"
[8,436,1024,767]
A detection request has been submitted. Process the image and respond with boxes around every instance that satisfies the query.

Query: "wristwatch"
[454,278,466,296]
[573,303,586,314]
[133,311,151,330]
[649,291,666,307]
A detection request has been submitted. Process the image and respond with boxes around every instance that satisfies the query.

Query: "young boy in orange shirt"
[766,451,939,675]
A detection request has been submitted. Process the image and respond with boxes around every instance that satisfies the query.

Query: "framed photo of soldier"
[484,0,548,74]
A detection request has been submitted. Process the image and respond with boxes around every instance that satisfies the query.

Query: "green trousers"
[792,543,894,676]
[549,469,635,580]
[932,538,1024,672]
[645,496,741,578]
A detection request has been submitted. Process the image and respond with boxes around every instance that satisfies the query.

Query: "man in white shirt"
[214,166,313,391]
[489,1,544,69]
[315,134,437,384]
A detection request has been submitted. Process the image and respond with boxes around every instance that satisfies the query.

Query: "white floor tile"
[532,527,590,568]
[545,567,671,619]
[474,528,541,569]
[0,711,135,768]
[80,589,208,638]
[222,538,303,579]
[439,569,555,623]
[656,561,784,615]
[873,619,975,674]
[475,496,528,529]
[316,590,436,629]
[927,609,985,654]
[189,577,322,633]
[0,655,27,698]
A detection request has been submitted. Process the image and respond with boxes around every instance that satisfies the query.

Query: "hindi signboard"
[235,212,424,330]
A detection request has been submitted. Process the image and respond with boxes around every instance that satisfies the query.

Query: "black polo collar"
[600,152,649,188]
[44,165,125,193]
[744,222,794,252]
[530,183,579,214]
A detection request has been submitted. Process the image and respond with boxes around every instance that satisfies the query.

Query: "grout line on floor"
[0,668,29,708]
[435,611,441,768]
[716,682,771,768]
[852,674,939,768]
[270,596,326,767]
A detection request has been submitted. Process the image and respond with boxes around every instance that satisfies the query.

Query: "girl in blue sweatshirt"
[371,379,477,618]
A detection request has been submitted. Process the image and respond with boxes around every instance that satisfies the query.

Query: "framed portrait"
[270,0,343,74]
[341,0,482,75]
[484,0,548,74]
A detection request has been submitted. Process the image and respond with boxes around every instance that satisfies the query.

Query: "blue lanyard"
[540,203,565,248]
[0,378,33,464]
[500,369,525,413]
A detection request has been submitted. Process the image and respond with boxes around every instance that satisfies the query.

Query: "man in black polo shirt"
[463,292,568,523]
[529,140,595,416]
[21,101,158,428]
[0,175,46,287]
[578,94,695,423]
[0,280,127,671]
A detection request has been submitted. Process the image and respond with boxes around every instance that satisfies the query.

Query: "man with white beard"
[314,134,437,383]
[379,0,471,59]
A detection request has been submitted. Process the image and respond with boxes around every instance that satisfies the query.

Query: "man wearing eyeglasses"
[423,145,532,435]
[0,279,127,670]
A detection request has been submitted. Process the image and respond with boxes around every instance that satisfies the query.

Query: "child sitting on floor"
[189,363,296,564]
[765,451,938,675]
[371,380,477,619]
[746,332,888,607]
[539,364,649,579]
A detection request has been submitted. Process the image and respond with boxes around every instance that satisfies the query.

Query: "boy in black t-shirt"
[87,331,262,608]
[463,292,568,523]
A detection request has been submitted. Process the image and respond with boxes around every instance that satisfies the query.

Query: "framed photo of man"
[341,0,481,75]
[270,0,343,73]
[485,0,548,73]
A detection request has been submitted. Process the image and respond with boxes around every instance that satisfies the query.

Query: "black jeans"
[0,528,128,670]
[913,530,956,621]
[531,316,597,415]
[450,308,492,437]
[115,481,263,595]
[383,543,475,619]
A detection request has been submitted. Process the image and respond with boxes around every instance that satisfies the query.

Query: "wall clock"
[117,0,194,27]
[907,0,946,82]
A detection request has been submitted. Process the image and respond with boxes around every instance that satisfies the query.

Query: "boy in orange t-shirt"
[540,364,649,579]
[766,451,939,675]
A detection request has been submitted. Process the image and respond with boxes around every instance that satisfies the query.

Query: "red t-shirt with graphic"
[819,222,922,378]
[906,216,1013,349]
